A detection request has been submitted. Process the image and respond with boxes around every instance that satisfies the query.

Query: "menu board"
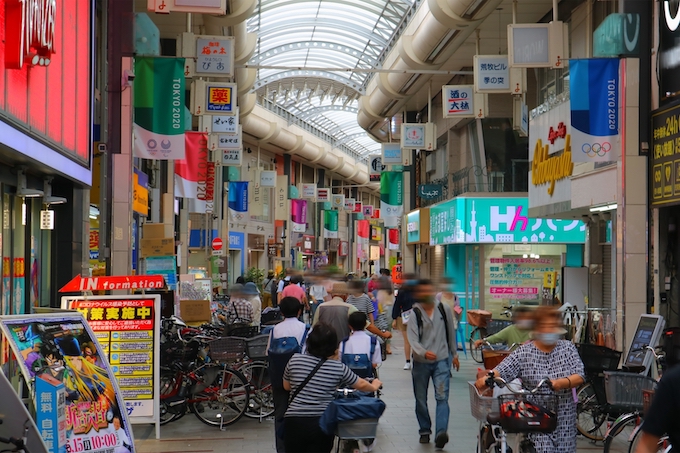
[61,296,160,423]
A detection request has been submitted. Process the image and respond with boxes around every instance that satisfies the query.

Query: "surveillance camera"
[122,69,135,89]
[125,69,135,81]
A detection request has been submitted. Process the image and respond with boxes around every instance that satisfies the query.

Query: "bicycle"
[469,373,557,453]
[468,308,514,363]
[234,334,275,421]
[330,380,384,453]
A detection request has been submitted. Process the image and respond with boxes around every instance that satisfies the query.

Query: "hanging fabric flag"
[323,210,338,239]
[228,182,249,221]
[175,132,212,212]
[133,57,186,159]
[362,205,374,217]
[291,199,308,232]
[380,172,403,226]
[356,220,370,244]
[388,229,400,250]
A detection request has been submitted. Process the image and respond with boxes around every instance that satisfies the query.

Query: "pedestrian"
[376,272,395,355]
[243,282,262,327]
[408,279,459,450]
[308,274,330,319]
[473,305,534,348]
[475,306,586,453]
[223,284,254,332]
[392,277,417,370]
[280,274,307,306]
[262,270,276,309]
[283,323,382,453]
[340,312,381,379]
[346,279,376,322]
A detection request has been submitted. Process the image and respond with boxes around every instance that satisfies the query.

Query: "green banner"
[323,210,338,239]
[380,171,403,217]
[133,57,186,159]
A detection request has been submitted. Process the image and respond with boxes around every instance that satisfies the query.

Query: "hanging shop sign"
[569,59,620,163]
[208,110,239,134]
[380,172,403,218]
[302,235,314,254]
[190,80,237,115]
[406,208,430,244]
[331,194,345,210]
[40,210,55,230]
[651,101,680,207]
[442,85,487,118]
[317,188,330,202]
[195,35,234,77]
[381,143,402,166]
[507,22,565,68]
[417,184,442,200]
[133,169,150,216]
[401,123,436,151]
[339,241,349,256]
[429,196,586,245]
[474,55,511,92]
[0,313,138,453]
[593,13,641,57]
[260,170,276,187]
[323,210,339,239]
[148,0,227,14]
[344,198,356,212]
[301,183,317,199]
[59,275,166,292]
[362,205,374,217]
[354,202,363,213]
[369,154,385,182]
[371,226,383,242]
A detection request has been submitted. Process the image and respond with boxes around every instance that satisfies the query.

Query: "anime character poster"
[0,314,135,453]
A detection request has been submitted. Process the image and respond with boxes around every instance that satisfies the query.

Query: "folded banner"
[133,57,186,159]
[291,199,308,232]
[388,228,400,250]
[356,219,369,244]
[324,210,338,239]
[175,132,211,212]
[228,182,249,221]
[380,171,403,221]
[570,58,620,162]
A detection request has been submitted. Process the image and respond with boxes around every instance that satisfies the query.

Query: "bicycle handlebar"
[630,344,665,360]
[485,372,553,394]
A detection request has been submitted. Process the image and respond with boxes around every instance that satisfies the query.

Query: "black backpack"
[412,303,451,352]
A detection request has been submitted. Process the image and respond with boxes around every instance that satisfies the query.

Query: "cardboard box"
[140,238,175,257]
[143,223,174,239]
[179,299,212,323]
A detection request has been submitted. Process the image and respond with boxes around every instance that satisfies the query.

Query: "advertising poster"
[291,199,308,233]
[61,296,161,425]
[0,313,136,453]
[323,211,339,239]
[380,171,403,220]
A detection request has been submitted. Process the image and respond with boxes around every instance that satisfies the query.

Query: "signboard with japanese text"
[301,184,317,199]
[474,55,511,92]
[401,123,436,151]
[443,85,474,118]
[35,375,67,453]
[211,128,242,150]
[221,149,243,166]
[0,312,138,453]
[209,111,239,134]
[190,80,237,115]
[381,144,402,165]
[317,188,330,202]
[429,197,586,245]
[486,256,560,303]
[195,36,234,77]
[275,175,290,221]
[651,101,680,206]
[331,194,345,210]
[61,296,161,427]
[260,171,276,187]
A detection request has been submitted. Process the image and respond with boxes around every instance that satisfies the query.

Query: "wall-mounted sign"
[474,55,510,92]
[301,184,317,199]
[221,148,242,166]
[317,188,330,202]
[381,144,402,165]
[660,1,680,101]
[651,101,680,207]
[344,198,356,211]
[508,22,565,68]
[195,35,234,77]
[210,128,242,151]
[331,194,345,210]
[401,123,436,151]
[442,85,487,118]
[133,169,150,216]
[5,0,57,68]
[208,110,239,134]
[260,170,276,187]
[148,0,227,14]
[362,205,374,217]
[406,208,430,244]
[417,184,442,200]
[593,13,641,57]
[354,202,363,213]
[191,80,237,115]
[40,210,55,230]
[369,154,384,181]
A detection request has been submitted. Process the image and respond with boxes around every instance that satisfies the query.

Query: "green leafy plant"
[245,267,265,291]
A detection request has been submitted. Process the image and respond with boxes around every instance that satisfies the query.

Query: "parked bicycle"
[468,308,514,363]
[470,373,557,453]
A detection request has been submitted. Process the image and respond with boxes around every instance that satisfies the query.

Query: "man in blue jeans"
[407,279,460,450]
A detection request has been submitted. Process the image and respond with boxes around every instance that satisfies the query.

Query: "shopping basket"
[482,348,513,370]
[245,334,269,360]
[603,371,656,410]
[498,393,557,433]
[576,343,622,374]
[209,337,247,363]
[467,309,492,328]
[468,381,499,422]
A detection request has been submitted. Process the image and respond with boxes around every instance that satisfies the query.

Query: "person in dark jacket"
[392,276,417,370]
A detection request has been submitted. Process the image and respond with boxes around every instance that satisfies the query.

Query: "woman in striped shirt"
[283,323,382,453]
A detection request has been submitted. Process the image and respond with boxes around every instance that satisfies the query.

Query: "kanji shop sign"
[195,35,234,77]
[59,275,166,292]
[190,80,237,115]
[6,0,57,69]
[209,110,239,134]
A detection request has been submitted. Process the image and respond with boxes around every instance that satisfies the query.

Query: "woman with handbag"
[283,323,382,453]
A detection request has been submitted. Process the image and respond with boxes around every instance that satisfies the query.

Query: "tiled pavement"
[132,336,622,453]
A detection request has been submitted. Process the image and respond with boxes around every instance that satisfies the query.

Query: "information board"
[61,296,161,437]
[651,102,680,206]
[624,314,665,374]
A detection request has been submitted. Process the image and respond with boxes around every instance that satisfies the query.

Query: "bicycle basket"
[225,325,260,338]
[498,393,557,434]
[604,372,656,410]
[642,389,655,415]
[576,343,622,374]
[467,309,492,328]
[245,334,269,359]
[468,381,499,421]
[209,337,247,363]
[482,349,513,370]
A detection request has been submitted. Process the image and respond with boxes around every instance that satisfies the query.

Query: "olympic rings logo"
[582,142,612,157]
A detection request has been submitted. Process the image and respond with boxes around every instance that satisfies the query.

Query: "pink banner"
[291,199,308,232]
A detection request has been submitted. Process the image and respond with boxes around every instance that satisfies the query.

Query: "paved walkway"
[132,335,620,453]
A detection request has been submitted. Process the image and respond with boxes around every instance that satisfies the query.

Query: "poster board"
[61,295,161,438]
[0,312,137,452]
[0,369,50,453]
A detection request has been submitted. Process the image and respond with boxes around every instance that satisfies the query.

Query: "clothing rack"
[561,306,616,348]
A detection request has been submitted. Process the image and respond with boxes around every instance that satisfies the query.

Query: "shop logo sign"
[6,0,57,69]
[665,1,680,32]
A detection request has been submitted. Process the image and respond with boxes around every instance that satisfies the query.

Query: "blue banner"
[570,58,620,162]
[228,181,249,221]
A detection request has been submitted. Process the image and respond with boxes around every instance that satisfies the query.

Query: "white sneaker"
[403,362,412,370]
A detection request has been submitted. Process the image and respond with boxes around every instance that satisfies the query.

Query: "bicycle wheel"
[470,328,487,363]
[629,427,671,453]
[159,370,182,425]
[191,366,250,427]
[239,361,275,419]
[603,414,641,453]
[576,383,609,441]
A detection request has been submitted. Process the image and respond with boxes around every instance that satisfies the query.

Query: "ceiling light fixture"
[16,168,44,198]
[590,203,617,213]
[43,177,67,205]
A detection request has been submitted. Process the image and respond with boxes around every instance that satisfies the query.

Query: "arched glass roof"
[248,0,417,159]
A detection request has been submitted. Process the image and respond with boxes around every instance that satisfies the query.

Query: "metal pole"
[552,0,558,22]
[512,0,517,24]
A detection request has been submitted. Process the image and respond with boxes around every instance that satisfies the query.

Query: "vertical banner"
[380,171,404,220]
[291,200,308,233]
[362,205,374,217]
[570,58,620,162]
[228,182,249,221]
[354,202,363,213]
[275,175,290,221]
[323,211,339,239]
[388,228,400,250]
[356,220,370,244]
[175,132,209,199]
[133,57,186,160]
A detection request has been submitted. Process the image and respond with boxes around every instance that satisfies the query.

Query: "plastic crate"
[468,381,499,422]
[482,349,513,370]
[246,335,269,359]
[209,337,247,363]
[498,393,557,434]
[335,418,379,439]
[467,310,492,328]
[603,372,656,410]
[576,343,622,374]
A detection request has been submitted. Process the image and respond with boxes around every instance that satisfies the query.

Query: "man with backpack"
[267,297,309,453]
[340,312,382,379]
[407,279,460,450]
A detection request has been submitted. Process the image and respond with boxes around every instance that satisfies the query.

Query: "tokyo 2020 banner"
[569,58,620,163]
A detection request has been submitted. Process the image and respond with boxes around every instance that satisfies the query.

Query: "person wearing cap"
[243,282,262,326]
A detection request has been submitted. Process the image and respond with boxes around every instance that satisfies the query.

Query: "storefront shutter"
[430,245,445,284]
[602,244,612,309]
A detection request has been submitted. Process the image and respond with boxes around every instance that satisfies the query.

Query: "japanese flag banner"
[133,57,186,160]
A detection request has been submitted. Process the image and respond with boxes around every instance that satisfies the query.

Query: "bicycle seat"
[486,412,501,425]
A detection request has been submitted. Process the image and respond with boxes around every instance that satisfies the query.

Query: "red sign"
[212,237,223,250]
[392,264,403,284]
[59,275,166,292]
[69,298,156,331]
[547,122,567,144]
[0,0,91,164]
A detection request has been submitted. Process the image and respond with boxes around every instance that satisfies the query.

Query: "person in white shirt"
[112,416,131,453]
[243,282,262,326]
[341,311,382,377]
[308,275,330,318]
